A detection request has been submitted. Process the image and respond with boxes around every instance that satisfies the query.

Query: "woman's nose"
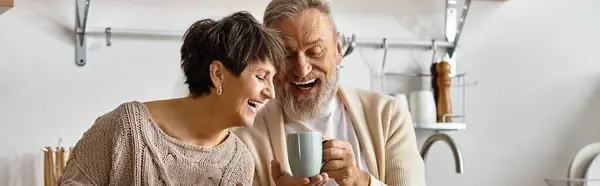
[262,85,275,100]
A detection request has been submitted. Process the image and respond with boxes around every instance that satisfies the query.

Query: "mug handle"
[321,139,328,166]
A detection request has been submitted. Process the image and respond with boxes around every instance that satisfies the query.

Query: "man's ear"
[209,60,225,89]
[335,31,343,65]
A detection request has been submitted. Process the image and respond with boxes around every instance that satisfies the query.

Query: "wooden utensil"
[44,146,56,186]
[56,147,66,179]
[436,61,453,123]
[43,148,49,186]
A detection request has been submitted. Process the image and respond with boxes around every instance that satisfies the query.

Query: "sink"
[544,177,600,186]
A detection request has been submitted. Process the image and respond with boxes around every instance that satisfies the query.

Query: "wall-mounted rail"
[72,0,474,66]
[340,0,472,59]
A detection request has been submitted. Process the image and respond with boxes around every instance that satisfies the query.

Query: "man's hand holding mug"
[321,138,370,186]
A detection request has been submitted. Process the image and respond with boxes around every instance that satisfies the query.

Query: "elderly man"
[233,0,426,185]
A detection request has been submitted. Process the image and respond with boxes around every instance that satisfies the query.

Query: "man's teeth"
[293,79,316,85]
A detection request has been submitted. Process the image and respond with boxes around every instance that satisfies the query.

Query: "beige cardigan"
[233,86,426,186]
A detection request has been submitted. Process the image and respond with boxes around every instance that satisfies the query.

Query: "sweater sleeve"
[58,106,134,186]
[57,155,97,186]
[377,97,426,186]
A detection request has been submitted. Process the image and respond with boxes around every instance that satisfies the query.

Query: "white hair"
[263,0,337,31]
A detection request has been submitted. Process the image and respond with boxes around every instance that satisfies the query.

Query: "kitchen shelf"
[389,72,472,132]
[338,0,484,134]
[414,123,466,131]
[544,177,600,185]
[384,72,467,78]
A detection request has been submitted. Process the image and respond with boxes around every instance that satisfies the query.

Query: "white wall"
[1,0,600,185]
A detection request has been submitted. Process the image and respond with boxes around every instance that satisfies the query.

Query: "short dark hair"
[180,11,286,97]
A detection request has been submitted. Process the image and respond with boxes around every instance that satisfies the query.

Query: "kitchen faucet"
[420,132,464,173]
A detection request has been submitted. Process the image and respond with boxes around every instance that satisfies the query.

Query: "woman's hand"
[271,160,329,186]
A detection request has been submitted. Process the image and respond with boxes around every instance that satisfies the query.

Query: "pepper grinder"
[436,61,452,123]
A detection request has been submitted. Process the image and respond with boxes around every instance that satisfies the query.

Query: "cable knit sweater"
[58,101,255,186]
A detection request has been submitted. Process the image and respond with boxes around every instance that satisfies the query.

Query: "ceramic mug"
[286,132,323,178]
[408,90,437,124]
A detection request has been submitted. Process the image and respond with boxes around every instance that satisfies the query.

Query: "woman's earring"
[216,87,223,95]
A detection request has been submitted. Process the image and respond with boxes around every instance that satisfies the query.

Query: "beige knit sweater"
[233,85,426,186]
[58,101,255,186]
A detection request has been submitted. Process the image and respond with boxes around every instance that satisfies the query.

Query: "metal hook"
[41,147,54,152]
[105,27,112,47]
[57,137,63,148]
[381,38,389,73]
[380,38,389,93]
[342,34,356,58]
[431,40,438,65]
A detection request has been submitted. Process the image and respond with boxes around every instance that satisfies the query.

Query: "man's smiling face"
[269,8,343,121]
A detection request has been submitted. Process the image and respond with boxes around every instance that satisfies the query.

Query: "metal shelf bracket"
[447,0,472,58]
[75,0,90,66]
[443,0,471,76]
[445,0,458,56]
[444,0,458,76]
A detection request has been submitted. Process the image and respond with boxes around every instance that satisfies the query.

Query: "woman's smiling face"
[218,60,276,127]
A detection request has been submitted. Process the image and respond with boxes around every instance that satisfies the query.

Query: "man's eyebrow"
[285,38,324,52]
[305,38,324,46]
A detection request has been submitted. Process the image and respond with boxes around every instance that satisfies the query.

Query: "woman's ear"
[209,60,225,91]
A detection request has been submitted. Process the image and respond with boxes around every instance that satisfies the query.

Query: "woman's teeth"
[248,100,261,108]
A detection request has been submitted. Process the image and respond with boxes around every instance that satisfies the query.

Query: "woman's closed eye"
[256,75,266,82]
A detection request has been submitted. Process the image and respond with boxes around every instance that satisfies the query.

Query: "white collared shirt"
[284,95,369,186]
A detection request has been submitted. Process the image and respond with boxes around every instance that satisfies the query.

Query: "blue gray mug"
[286,132,325,178]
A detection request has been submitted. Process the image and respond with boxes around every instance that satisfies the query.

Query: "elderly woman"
[58,11,285,186]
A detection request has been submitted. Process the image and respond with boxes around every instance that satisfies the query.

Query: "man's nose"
[292,54,311,78]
